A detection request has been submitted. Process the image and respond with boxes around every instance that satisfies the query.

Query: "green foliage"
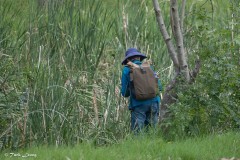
[165,57,240,139]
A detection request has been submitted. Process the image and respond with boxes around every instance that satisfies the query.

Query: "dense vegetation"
[0,0,239,150]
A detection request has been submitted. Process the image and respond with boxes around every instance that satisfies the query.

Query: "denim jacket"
[121,60,162,110]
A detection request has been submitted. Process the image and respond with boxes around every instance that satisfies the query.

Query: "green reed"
[0,0,168,149]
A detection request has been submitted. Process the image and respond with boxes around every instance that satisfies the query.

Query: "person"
[121,48,162,133]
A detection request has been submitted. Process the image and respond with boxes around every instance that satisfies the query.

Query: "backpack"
[127,61,159,100]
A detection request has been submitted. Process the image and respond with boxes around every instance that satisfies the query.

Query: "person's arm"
[121,67,130,97]
[158,79,163,99]
[158,79,162,92]
[151,65,163,98]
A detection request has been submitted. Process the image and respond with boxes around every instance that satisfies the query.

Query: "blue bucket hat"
[122,48,147,65]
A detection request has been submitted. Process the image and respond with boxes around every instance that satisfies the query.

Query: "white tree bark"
[152,0,190,81]
[171,0,190,81]
[180,0,186,32]
[152,0,179,74]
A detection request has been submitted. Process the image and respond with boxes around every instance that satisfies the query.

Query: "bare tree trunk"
[171,0,190,82]
[152,0,179,74]
[152,0,200,123]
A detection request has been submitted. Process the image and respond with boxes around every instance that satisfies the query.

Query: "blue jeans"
[131,102,159,133]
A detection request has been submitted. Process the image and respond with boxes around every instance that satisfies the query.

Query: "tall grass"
[0,0,171,149]
[0,0,120,148]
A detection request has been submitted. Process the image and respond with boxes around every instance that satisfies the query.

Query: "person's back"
[121,48,162,133]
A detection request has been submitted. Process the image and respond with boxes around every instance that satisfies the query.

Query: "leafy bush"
[162,45,240,140]
[160,0,240,140]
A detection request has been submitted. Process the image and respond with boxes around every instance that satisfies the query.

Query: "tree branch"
[152,0,179,73]
[170,0,190,81]
[180,0,186,32]
[190,57,201,83]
